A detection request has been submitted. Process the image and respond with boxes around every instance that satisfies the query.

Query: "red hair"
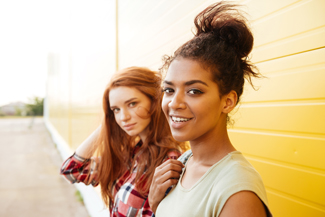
[94,67,184,208]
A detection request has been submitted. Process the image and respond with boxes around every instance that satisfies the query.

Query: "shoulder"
[209,152,272,216]
[212,152,266,195]
[215,151,263,183]
[219,191,268,217]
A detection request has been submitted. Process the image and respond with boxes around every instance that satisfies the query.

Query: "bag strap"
[178,150,193,165]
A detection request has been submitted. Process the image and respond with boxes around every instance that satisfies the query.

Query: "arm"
[148,159,184,214]
[60,125,102,186]
[219,191,267,217]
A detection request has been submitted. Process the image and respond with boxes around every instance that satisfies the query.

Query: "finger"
[149,177,178,213]
[155,170,181,185]
[153,167,182,188]
[153,178,179,194]
[156,159,184,173]
[155,163,184,177]
[150,176,178,192]
[159,159,184,168]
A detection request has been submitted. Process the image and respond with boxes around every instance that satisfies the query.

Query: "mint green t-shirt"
[156,150,272,217]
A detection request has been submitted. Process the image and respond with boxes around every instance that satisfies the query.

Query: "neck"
[138,127,149,145]
[189,118,236,166]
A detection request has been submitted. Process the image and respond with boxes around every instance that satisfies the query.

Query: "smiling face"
[109,86,152,141]
[162,58,230,143]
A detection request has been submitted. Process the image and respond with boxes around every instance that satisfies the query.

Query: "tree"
[26,97,44,116]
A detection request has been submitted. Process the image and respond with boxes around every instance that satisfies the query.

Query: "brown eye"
[129,102,137,107]
[112,108,120,113]
[188,89,203,95]
[163,88,174,94]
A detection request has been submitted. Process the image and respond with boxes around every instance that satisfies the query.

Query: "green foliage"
[26,97,44,116]
[15,107,22,116]
[75,190,84,204]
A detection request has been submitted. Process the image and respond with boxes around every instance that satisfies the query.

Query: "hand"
[149,159,184,213]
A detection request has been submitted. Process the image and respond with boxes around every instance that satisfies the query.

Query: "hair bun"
[194,2,253,59]
[218,21,253,58]
[219,25,238,45]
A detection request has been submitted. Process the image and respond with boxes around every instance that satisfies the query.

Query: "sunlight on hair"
[135,106,150,119]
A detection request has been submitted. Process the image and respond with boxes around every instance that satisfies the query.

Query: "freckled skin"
[109,87,151,141]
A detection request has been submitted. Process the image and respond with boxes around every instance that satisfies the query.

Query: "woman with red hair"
[60,67,184,217]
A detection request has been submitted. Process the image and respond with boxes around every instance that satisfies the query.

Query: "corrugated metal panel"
[250,0,325,63]
[118,0,217,69]
[47,52,71,145]
[230,0,325,216]
[118,0,325,216]
[46,0,325,215]
[47,0,116,149]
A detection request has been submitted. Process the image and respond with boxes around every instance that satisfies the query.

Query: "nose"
[120,109,131,122]
[168,91,186,110]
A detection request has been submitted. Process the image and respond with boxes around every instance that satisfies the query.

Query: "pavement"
[0,117,90,217]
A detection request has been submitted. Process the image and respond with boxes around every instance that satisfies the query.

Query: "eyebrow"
[163,80,208,87]
[110,97,137,108]
[125,97,137,104]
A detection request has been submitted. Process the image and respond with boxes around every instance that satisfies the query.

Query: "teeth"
[172,116,191,123]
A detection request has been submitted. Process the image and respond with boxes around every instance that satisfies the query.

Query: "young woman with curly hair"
[149,2,272,217]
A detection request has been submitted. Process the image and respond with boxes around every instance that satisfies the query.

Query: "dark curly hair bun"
[194,2,253,59]
[162,1,260,104]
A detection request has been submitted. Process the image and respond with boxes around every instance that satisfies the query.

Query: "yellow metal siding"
[47,1,117,150]
[47,53,72,145]
[118,0,325,216]
[46,0,325,215]
[118,0,218,69]
[250,0,325,63]
[230,0,325,216]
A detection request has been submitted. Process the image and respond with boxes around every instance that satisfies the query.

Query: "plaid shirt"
[60,144,181,217]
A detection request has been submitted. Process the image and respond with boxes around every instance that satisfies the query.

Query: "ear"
[222,90,237,114]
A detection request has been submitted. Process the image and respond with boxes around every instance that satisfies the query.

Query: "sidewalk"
[0,117,89,217]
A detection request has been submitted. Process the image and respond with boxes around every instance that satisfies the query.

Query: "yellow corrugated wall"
[118,0,325,216]
[231,0,325,216]
[47,0,117,149]
[46,0,325,216]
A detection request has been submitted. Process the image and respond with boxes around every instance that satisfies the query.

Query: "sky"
[0,0,69,106]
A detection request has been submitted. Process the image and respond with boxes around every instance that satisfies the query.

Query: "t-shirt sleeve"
[211,164,272,217]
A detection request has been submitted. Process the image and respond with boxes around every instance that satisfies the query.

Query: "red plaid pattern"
[60,145,181,217]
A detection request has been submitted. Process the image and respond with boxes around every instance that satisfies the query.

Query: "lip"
[123,123,136,131]
[169,115,193,129]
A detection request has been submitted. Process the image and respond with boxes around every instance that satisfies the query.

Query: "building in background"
[0,102,26,116]
[45,0,325,217]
